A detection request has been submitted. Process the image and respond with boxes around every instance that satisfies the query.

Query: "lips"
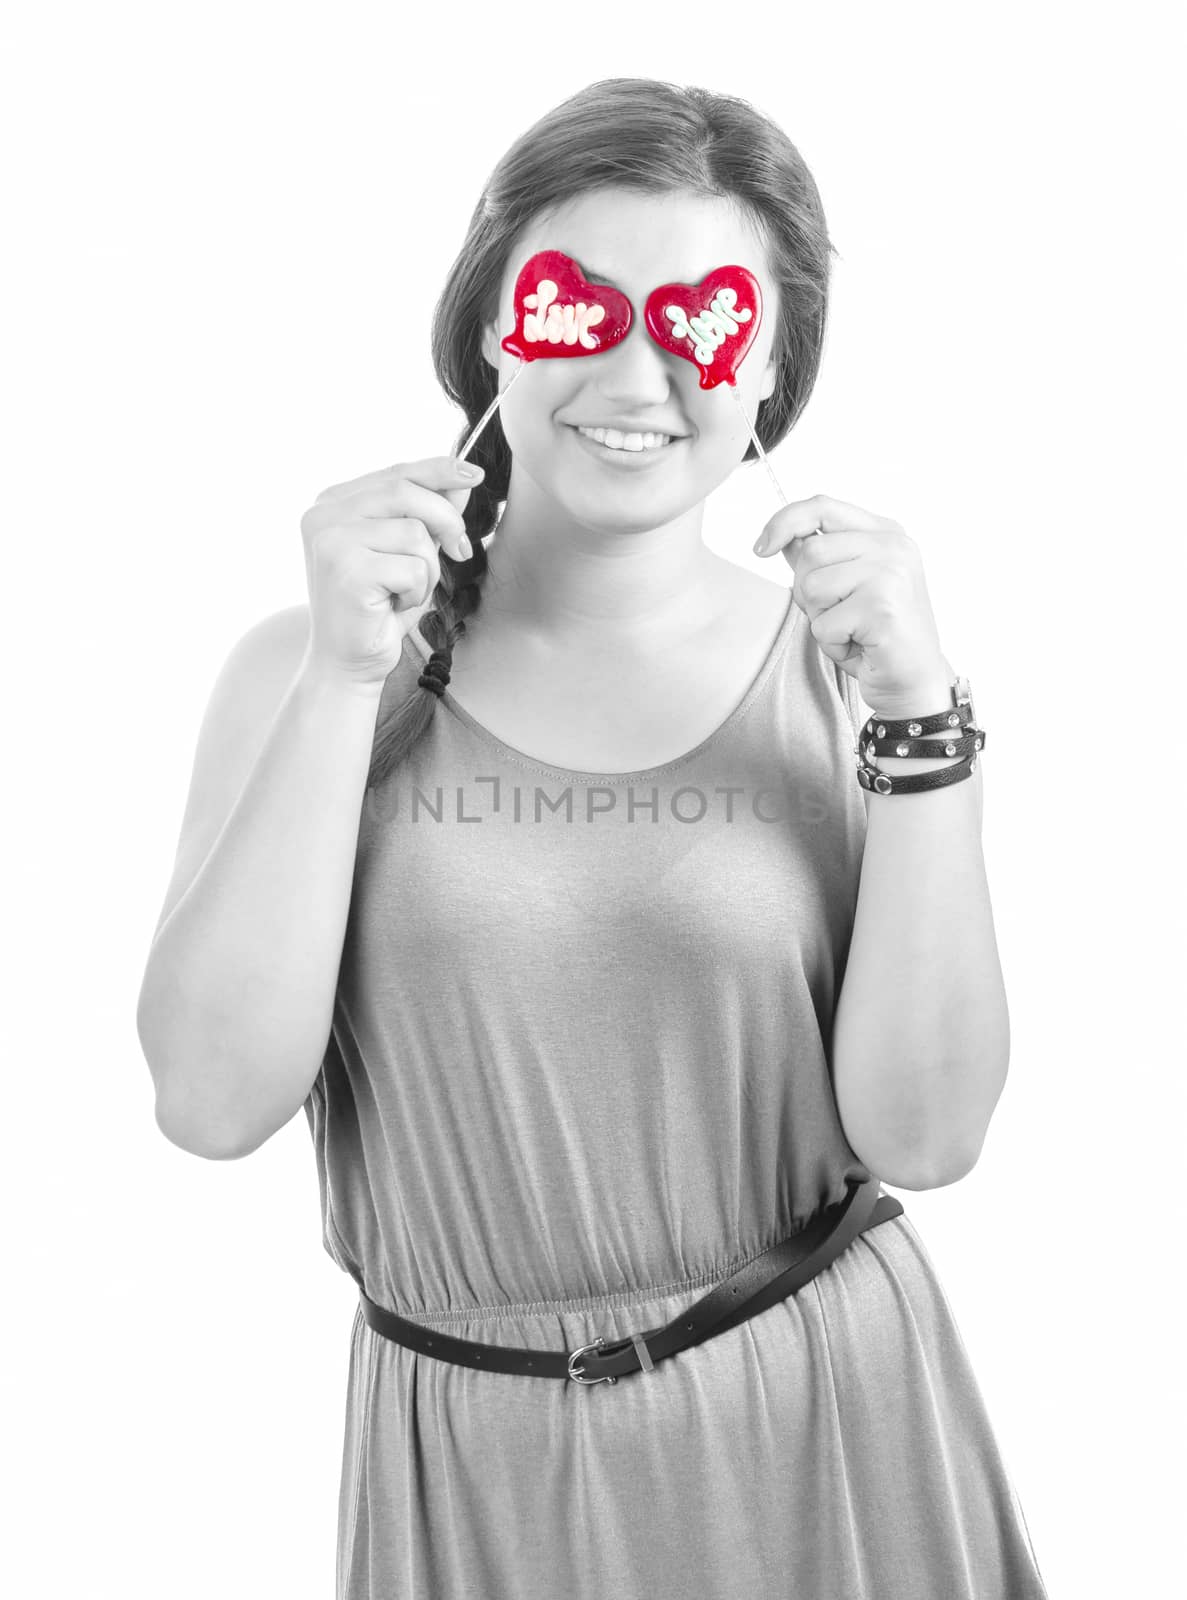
[569,425,679,463]
[501,250,633,362]
[643,264,763,390]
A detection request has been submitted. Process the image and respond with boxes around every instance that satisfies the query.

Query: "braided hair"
[364,76,837,791]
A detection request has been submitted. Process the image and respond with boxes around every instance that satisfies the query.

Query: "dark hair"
[366,76,838,790]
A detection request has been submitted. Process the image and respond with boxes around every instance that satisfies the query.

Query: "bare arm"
[136,607,386,1159]
[831,660,1009,1189]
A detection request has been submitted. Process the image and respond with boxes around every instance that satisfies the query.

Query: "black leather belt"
[357,1175,904,1384]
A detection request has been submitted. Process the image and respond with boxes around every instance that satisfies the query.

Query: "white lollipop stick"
[726,381,789,506]
[454,360,526,464]
[726,382,824,537]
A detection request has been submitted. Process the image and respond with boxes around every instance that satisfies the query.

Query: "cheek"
[497,369,577,459]
[689,391,749,454]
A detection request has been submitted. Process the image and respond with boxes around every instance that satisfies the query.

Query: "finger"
[319,455,483,502]
[754,494,891,556]
[385,456,485,495]
[364,547,442,610]
[791,551,881,623]
[351,515,437,559]
[807,590,884,656]
[314,458,484,545]
[774,529,873,578]
[350,476,472,559]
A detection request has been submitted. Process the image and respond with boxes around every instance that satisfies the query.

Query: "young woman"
[139,77,1049,1599]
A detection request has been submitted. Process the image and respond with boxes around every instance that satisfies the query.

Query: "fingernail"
[457,461,483,480]
[753,535,769,555]
[458,535,473,559]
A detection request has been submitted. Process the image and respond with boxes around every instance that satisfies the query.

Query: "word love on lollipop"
[643,265,761,390]
[644,264,789,505]
[501,249,632,359]
[454,250,631,460]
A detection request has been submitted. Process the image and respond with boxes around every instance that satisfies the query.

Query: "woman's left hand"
[754,493,952,720]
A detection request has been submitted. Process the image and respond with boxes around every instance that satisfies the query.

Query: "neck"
[480,470,725,650]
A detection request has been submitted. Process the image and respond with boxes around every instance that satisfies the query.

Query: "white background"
[3,2,1182,1596]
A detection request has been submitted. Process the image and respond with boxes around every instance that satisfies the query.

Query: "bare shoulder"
[203,602,314,729]
[196,601,312,760]
[145,604,313,944]
[195,601,315,790]
[246,601,311,670]
[712,559,793,636]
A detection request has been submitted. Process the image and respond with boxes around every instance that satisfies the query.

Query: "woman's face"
[480,187,780,536]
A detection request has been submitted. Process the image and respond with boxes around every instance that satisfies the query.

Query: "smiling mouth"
[569,424,682,456]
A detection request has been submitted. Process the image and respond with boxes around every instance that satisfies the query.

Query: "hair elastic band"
[417,650,452,697]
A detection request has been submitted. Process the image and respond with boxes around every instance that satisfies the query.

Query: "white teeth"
[576,425,672,452]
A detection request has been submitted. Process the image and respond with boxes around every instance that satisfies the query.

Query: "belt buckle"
[567,1336,618,1386]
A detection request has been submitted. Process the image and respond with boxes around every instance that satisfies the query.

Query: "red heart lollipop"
[501,250,632,362]
[643,265,763,390]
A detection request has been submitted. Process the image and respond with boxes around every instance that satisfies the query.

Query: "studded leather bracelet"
[855,675,986,796]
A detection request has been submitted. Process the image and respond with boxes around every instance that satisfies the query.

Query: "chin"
[546,478,691,533]
[509,432,725,528]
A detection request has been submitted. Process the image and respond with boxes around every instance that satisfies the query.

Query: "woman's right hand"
[298,455,483,690]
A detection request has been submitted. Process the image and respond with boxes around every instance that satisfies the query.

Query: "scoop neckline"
[402,586,801,785]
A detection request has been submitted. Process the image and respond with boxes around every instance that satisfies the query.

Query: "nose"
[589,319,681,407]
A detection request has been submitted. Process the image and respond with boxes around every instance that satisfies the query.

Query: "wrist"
[296,654,388,705]
[864,678,954,724]
[861,668,971,774]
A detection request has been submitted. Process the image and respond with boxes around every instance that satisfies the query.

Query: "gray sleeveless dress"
[303,586,1049,1598]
